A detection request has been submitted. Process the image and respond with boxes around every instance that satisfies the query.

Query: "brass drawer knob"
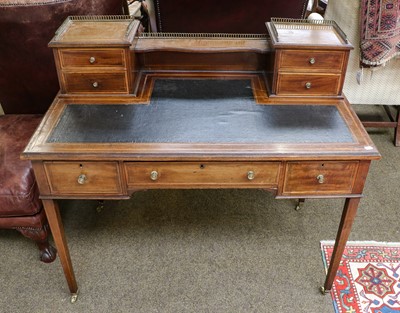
[316,174,324,184]
[247,170,255,180]
[92,82,99,88]
[305,82,312,89]
[309,57,316,65]
[150,170,158,181]
[89,56,96,64]
[77,174,87,185]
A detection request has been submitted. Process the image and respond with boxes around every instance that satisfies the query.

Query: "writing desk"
[23,76,380,301]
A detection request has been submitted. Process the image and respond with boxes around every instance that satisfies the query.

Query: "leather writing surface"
[48,79,354,144]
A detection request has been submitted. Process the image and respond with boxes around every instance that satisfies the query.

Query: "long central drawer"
[125,162,281,189]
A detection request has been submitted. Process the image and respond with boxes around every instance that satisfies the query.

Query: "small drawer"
[282,161,359,196]
[125,162,281,189]
[276,73,341,96]
[62,72,129,94]
[279,50,346,72]
[59,49,126,68]
[44,161,123,195]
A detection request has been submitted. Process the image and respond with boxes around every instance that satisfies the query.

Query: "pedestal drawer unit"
[265,18,353,98]
[49,16,140,95]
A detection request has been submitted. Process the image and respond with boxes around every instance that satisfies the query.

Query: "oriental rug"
[321,241,400,313]
[360,0,400,66]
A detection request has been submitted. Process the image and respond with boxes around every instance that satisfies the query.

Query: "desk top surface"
[23,77,379,161]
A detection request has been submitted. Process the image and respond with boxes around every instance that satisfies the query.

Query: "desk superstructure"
[22,16,380,302]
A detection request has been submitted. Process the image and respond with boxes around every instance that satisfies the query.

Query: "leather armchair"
[0,115,56,262]
[0,0,125,262]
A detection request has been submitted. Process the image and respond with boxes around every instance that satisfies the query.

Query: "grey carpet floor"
[0,105,399,313]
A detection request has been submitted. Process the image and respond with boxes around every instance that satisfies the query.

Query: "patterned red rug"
[360,0,400,67]
[321,241,400,313]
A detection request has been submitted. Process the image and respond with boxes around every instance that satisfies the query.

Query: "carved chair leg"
[16,224,57,263]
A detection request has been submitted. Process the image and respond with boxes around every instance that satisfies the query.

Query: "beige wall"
[0,103,4,115]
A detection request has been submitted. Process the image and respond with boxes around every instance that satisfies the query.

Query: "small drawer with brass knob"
[62,72,129,94]
[125,162,281,189]
[276,73,341,96]
[281,161,359,196]
[43,161,123,196]
[59,49,126,68]
[278,50,345,72]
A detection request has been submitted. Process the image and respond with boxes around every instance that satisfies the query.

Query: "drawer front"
[59,49,126,68]
[44,162,123,195]
[282,161,359,196]
[125,162,281,188]
[279,50,345,72]
[63,72,129,93]
[276,73,341,96]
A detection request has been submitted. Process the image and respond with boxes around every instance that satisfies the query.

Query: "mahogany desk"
[22,76,380,302]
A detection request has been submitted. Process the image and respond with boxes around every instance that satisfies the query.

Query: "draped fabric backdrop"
[360,0,400,67]
[324,0,400,105]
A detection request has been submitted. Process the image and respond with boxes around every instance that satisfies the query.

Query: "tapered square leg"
[42,199,78,298]
[323,197,360,292]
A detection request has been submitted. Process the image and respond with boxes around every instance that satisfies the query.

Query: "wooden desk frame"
[23,72,380,302]
[22,17,380,303]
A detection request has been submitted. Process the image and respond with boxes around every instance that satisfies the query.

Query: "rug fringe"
[320,240,400,247]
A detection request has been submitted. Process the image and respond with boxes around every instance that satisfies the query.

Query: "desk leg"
[322,197,360,293]
[42,199,78,302]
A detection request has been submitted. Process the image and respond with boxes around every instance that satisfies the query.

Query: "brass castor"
[71,292,78,303]
[320,286,329,295]
[96,200,104,213]
[295,199,305,211]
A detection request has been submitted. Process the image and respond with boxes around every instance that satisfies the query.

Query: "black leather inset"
[48,79,354,144]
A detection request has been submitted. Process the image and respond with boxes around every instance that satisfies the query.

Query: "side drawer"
[125,162,281,188]
[62,72,129,94]
[282,161,359,196]
[276,73,341,96]
[44,161,123,195]
[279,50,345,72]
[59,49,126,68]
